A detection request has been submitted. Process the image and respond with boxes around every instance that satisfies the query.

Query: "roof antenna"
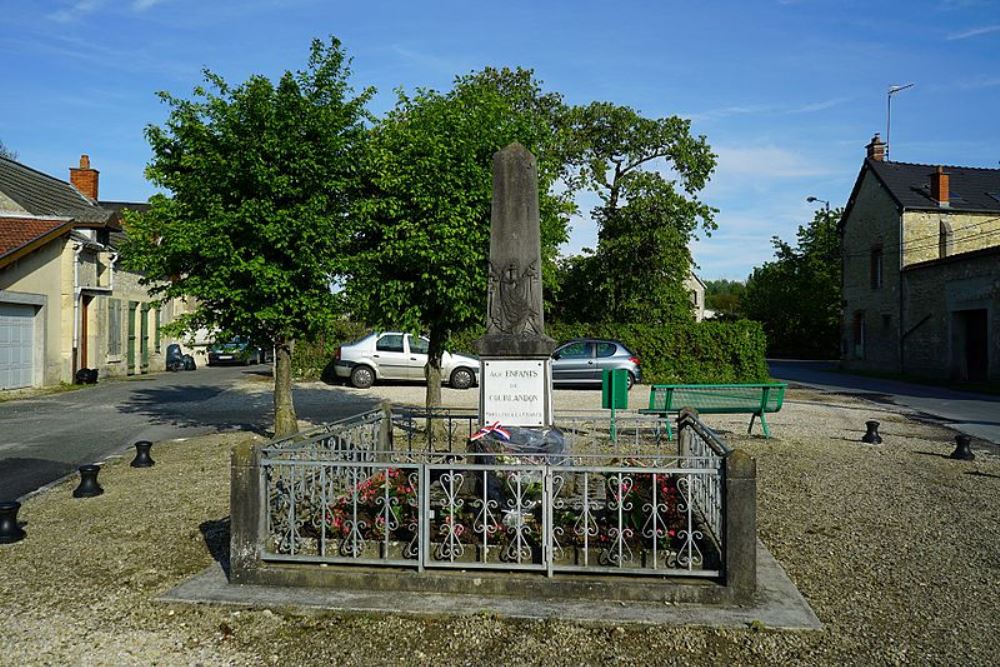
[886,83,914,161]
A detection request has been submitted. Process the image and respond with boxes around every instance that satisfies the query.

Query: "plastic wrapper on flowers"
[467,425,568,465]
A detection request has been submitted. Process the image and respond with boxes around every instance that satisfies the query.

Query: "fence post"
[230,438,262,584]
[379,400,393,450]
[677,407,696,459]
[724,448,757,601]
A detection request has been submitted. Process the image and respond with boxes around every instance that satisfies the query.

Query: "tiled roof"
[0,156,112,224]
[0,216,72,262]
[866,158,1000,212]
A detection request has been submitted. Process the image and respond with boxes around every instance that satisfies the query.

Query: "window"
[376,334,404,353]
[407,335,429,355]
[596,342,617,358]
[107,298,122,356]
[689,290,698,306]
[882,314,892,329]
[938,220,954,258]
[870,247,884,289]
[557,341,591,359]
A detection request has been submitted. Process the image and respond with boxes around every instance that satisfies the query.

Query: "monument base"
[473,333,556,358]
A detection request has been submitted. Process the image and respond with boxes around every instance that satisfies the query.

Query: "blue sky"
[1,0,998,280]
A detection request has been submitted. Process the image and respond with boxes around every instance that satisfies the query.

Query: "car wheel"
[626,371,636,390]
[450,367,475,390]
[350,365,375,389]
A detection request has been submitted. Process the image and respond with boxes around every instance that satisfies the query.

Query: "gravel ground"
[1,383,998,665]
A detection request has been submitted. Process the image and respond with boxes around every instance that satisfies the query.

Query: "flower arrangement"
[326,467,418,541]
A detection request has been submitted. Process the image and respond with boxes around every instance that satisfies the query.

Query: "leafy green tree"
[122,37,373,436]
[704,279,746,319]
[742,207,842,358]
[345,67,573,409]
[557,103,716,324]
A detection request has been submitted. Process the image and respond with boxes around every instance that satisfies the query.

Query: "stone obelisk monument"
[474,143,556,427]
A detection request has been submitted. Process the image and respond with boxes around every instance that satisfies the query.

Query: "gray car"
[551,338,642,389]
[334,332,479,389]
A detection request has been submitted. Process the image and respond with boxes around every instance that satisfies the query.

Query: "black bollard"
[861,420,882,444]
[949,434,975,461]
[0,501,26,544]
[130,441,155,468]
[73,464,104,498]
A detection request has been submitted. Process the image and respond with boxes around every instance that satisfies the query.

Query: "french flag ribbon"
[470,421,511,442]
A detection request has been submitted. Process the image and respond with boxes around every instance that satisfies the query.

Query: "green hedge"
[295,319,769,385]
[291,320,369,381]
[451,320,769,385]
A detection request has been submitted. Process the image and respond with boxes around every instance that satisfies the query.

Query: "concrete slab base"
[160,541,821,630]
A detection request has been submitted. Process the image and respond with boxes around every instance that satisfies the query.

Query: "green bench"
[638,383,787,438]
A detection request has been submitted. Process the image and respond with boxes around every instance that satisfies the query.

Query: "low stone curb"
[160,540,822,631]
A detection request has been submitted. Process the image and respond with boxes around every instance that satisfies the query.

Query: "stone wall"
[902,210,1000,267]
[901,248,1000,382]
[841,171,902,372]
[0,236,67,385]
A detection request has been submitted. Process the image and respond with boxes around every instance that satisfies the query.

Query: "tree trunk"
[273,338,298,437]
[424,327,445,411]
[424,328,447,447]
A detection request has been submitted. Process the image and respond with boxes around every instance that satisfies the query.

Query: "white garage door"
[0,303,35,389]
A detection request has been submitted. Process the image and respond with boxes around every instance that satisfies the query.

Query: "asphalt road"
[0,365,376,501]
[769,360,1000,445]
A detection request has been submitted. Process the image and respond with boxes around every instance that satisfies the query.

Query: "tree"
[345,67,573,409]
[0,139,16,160]
[742,207,842,358]
[557,103,716,324]
[704,279,746,319]
[122,37,373,436]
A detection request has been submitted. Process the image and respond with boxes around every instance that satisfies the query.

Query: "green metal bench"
[638,383,787,438]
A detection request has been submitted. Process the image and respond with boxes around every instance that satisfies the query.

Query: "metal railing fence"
[258,407,730,578]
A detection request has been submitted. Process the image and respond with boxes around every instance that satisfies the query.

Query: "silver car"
[551,338,642,389]
[334,332,479,390]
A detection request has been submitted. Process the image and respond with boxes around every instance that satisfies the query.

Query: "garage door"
[0,303,35,389]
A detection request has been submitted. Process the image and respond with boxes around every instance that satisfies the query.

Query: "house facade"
[685,272,707,322]
[0,154,187,389]
[840,134,1000,384]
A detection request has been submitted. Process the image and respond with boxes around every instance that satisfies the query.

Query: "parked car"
[334,332,479,389]
[207,337,271,366]
[551,338,641,389]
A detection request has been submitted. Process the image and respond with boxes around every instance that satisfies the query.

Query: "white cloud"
[786,97,850,114]
[688,97,849,123]
[48,0,104,23]
[713,145,834,179]
[687,105,774,122]
[47,0,168,22]
[947,24,1000,40]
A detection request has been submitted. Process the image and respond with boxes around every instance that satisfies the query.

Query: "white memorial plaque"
[480,359,549,426]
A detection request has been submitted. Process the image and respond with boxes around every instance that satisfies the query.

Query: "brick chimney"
[69,154,99,200]
[865,133,886,162]
[931,166,949,207]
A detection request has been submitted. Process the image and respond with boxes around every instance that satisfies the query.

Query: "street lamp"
[806,196,830,212]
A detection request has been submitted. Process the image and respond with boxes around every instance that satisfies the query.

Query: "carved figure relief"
[487,259,541,335]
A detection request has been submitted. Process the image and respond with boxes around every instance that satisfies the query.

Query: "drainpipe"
[72,242,83,374]
[108,252,119,291]
[898,211,905,375]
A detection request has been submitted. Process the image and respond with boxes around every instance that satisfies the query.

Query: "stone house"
[685,271,707,322]
[840,134,1000,384]
[0,154,188,389]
